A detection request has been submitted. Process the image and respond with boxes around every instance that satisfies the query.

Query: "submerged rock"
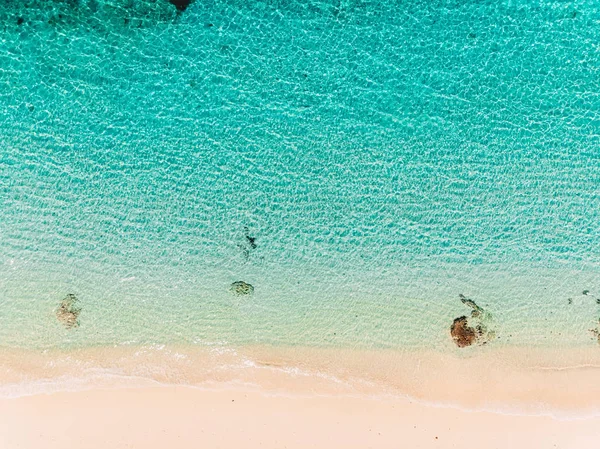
[56,293,81,329]
[229,281,254,296]
[169,0,194,12]
[450,294,494,348]
[450,316,477,348]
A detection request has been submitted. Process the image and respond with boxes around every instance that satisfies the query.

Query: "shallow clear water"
[1,0,599,350]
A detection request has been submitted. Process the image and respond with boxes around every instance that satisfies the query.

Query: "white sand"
[1,344,600,448]
[1,385,599,449]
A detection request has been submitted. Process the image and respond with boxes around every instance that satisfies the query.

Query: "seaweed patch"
[237,226,258,261]
[246,234,257,250]
[56,293,81,329]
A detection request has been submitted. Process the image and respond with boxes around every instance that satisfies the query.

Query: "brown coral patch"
[450,316,477,348]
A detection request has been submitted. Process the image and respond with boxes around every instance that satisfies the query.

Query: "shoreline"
[2,344,600,447]
[2,343,600,417]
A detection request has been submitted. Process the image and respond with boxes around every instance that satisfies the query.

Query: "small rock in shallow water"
[450,316,477,348]
[229,281,254,296]
[56,293,81,329]
[450,295,494,347]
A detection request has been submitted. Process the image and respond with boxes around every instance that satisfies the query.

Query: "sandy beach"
[2,383,600,449]
[1,344,600,447]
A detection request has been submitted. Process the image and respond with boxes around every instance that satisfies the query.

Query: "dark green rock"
[229,281,254,296]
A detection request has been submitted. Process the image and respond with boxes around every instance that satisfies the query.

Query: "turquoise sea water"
[1,0,599,350]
